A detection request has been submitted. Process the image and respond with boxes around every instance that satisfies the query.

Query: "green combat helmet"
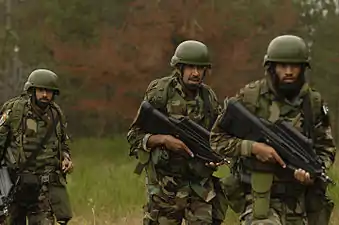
[24,69,60,95]
[263,35,310,67]
[170,40,211,67]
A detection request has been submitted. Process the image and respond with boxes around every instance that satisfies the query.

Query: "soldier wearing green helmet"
[127,40,228,224]
[0,69,73,224]
[210,35,336,225]
[170,40,211,67]
[263,35,310,66]
[24,69,60,94]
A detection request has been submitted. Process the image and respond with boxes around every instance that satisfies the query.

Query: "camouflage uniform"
[127,40,228,225]
[0,69,73,225]
[210,35,336,225]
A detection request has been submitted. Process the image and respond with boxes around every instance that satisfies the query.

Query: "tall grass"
[67,137,145,224]
[66,137,339,224]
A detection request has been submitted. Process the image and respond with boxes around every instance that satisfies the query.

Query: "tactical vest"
[242,80,321,125]
[2,97,65,173]
[135,75,217,177]
[240,79,322,219]
[146,75,217,129]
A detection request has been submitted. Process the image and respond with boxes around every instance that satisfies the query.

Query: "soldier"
[127,40,228,224]
[210,35,336,225]
[0,69,73,225]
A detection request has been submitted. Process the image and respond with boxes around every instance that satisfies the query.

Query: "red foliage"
[44,0,300,119]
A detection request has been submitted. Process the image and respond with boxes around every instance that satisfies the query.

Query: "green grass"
[67,137,145,224]
[66,137,339,224]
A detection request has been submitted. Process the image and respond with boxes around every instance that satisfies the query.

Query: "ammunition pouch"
[251,172,273,219]
[152,148,214,180]
[151,148,170,169]
[241,158,276,173]
[15,174,40,203]
[133,148,151,175]
[15,172,63,204]
[239,158,306,220]
[270,182,305,198]
[239,158,274,219]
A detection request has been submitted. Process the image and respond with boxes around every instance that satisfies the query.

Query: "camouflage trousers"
[143,192,215,225]
[8,172,72,225]
[240,196,307,225]
[143,181,221,225]
[9,182,54,225]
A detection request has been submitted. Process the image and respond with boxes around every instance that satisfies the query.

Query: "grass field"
[66,137,339,225]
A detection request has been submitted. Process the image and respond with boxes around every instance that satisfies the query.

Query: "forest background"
[1,0,339,224]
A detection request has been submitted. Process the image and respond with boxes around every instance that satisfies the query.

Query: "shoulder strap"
[242,80,261,113]
[1,98,18,114]
[303,89,322,142]
[1,97,28,135]
[145,76,175,112]
[50,102,66,139]
[200,85,216,130]
[1,94,28,113]
[309,89,322,120]
[10,99,27,134]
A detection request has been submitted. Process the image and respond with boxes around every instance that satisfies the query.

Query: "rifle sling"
[302,93,315,142]
[201,87,216,130]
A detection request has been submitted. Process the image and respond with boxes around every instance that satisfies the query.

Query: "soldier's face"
[35,88,54,103]
[182,64,205,88]
[275,63,302,84]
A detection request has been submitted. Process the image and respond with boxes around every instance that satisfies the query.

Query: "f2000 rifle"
[219,98,334,184]
[134,100,228,164]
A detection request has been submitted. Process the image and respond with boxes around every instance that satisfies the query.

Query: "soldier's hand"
[252,142,286,168]
[294,169,314,185]
[62,157,74,174]
[162,135,194,157]
[147,134,194,157]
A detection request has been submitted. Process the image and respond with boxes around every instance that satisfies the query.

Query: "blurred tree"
[296,0,339,138]
[1,0,322,136]
[0,0,30,103]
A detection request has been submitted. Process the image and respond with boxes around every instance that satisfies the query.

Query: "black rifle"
[219,98,333,184]
[134,100,228,164]
[0,166,15,222]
